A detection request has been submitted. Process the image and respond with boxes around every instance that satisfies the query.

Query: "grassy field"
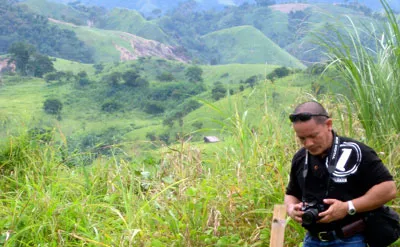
[1,2,399,245]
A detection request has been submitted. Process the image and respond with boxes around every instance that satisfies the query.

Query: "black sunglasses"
[289,113,329,122]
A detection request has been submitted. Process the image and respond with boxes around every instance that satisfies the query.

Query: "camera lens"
[302,208,319,226]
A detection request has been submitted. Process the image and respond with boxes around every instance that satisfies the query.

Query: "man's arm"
[319,180,397,223]
[351,180,396,212]
[284,194,303,223]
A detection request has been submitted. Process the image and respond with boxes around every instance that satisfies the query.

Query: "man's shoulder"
[293,147,306,163]
[339,135,373,151]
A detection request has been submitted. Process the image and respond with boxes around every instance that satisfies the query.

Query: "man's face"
[293,118,333,156]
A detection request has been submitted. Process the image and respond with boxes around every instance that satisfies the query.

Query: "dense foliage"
[0,0,94,63]
[8,42,55,77]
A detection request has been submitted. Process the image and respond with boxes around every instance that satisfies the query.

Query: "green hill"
[50,21,187,63]
[201,26,305,68]
[20,0,89,25]
[97,8,171,44]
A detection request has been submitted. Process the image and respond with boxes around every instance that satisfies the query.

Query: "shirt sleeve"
[359,145,393,190]
[285,150,303,200]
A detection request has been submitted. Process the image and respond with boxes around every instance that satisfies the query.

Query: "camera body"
[302,201,327,226]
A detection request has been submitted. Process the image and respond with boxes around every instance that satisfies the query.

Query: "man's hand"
[318,198,348,223]
[287,202,304,223]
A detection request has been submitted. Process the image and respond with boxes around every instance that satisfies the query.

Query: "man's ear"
[325,118,333,131]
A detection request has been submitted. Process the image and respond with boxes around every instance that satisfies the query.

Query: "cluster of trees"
[266,66,291,82]
[0,1,93,63]
[8,42,55,77]
[96,65,206,116]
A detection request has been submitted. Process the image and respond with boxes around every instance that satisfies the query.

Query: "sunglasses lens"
[289,113,312,122]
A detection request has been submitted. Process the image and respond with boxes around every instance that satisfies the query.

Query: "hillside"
[21,0,90,25]
[46,0,400,13]
[0,0,94,63]
[96,8,171,44]
[13,0,391,66]
[201,26,305,68]
[49,20,189,63]
[0,58,311,152]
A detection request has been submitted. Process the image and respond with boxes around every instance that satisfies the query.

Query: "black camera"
[302,201,327,226]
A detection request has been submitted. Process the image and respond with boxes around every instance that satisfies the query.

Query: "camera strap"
[302,131,340,203]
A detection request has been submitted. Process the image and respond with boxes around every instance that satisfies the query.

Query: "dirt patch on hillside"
[0,58,15,73]
[270,3,311,13]
[49,17,189,63]
[48,18,78,27]
[116,32,190,63]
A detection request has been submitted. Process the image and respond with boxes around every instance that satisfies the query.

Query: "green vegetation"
[8,42,55,77]
[7,0,391,67]
[320,0,400,147]
[0,0,399,246]
[0,0,94,63]
[201,26,305,68]
[21,0,91,25]
[97,8,170,44]
[43,98,63,115]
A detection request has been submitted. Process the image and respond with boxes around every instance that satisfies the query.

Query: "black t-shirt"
[286,135,394,232]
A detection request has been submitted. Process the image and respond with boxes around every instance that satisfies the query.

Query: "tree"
[255,0,276,6]
[267,67,291,82]
[185,66,203,82]
[122,70,140,85]
[131,77,149,88]
[93,63,104,74]
[8,42,35,76]
[101,101,122,113]
[43,99,63,115]
[274,66,290,78]
[243,75,258,88]
[211,81,227,100]
[28,53,55,77]
[105,72,122,87]
[157,72,175,82]
[144,101,165,114]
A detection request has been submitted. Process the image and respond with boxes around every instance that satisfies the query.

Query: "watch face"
[348,201,356,215]
[348,208,356,215]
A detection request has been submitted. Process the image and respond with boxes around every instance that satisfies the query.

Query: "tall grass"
[0,94,302,246]
[321,0,400,148]
[319,0,399,212]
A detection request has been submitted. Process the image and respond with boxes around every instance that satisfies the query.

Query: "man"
[284,101,396,246]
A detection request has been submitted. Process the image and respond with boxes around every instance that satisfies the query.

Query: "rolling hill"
[45,0,400,13]
[96,8,171,44]
[9,0,394,66]
[201,25,305,68]
[49,20,189,63]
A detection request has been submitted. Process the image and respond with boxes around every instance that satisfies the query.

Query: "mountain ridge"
[45,0,399,13]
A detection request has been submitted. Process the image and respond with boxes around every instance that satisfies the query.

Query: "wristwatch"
[347,200,356,215]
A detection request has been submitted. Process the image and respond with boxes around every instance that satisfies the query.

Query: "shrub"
[267,67,291,82]
[43,99,63,115]
[146,132,157,141]
[101,101,122,113]
[243,75,258,88]
[192,121,203,129]
[144,101,165,114]
[157,72,175,82]
[122,70,140,85]
[211,81,227,100]
[185,66,203,82]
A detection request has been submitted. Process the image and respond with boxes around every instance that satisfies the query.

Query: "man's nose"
[303,138,313,148]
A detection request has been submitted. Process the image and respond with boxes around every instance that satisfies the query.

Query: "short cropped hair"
[293,101,330,124]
